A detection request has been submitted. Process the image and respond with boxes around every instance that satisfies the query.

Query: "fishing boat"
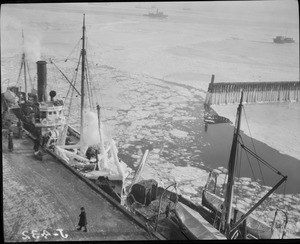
[273,36,295,43]
[125,91,289,240]
[143,8,168,18]
[4,15,131,204]
[202,91,288,239]
[125,173,226,240]
[1,31,38,123]
[50,14,132,203]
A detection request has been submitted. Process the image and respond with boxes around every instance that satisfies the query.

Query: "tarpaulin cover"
[175,202,226,239]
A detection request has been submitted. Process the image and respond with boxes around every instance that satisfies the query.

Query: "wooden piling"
[205,81,300,105]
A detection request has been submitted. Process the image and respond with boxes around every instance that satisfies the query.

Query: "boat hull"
[202,190,273,239]
[127,182,225,240]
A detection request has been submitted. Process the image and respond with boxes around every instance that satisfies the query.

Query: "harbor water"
[1,2,299,202]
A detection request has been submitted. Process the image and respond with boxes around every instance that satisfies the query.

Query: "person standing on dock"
[77,207,87,232]
[33,137,40,152]
[8,128,14,152]
[165,202,171,218]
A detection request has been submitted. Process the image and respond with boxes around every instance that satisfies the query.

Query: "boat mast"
[17,30,28,101]
[80,14,86,153]
[22,31,28,102]
[223,91,243,238]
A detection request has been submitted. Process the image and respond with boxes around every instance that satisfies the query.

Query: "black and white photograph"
[1,0,299,241]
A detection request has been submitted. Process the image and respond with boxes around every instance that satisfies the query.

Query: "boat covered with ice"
[3,15,131,204]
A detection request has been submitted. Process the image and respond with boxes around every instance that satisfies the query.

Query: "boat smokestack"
[37,60,47,102]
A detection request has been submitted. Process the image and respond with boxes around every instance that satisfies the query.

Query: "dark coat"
[78,211,87,226]
[8,131,13,150]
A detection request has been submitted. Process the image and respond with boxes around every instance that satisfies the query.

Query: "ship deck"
[2,127,156,241]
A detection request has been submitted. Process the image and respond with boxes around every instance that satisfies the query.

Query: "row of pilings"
[204,75,300,105]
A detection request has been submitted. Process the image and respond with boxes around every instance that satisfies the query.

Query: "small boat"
[273,36,295,43]
[144,8,168,18]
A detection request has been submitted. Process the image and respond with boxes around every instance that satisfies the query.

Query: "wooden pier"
[205,75,300,105]
[2,122,160,242]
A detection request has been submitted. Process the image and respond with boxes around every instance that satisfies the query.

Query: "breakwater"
[205,75,300,105]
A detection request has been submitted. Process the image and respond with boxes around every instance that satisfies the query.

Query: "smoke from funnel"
[24,31,42,62]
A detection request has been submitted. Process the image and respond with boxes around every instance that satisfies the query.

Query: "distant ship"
[144,8,168,18]
[273,36,295,43]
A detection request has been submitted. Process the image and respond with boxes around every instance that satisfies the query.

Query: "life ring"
[41,119,47,126]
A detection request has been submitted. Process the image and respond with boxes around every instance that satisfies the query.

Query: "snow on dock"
[2,134,155,241]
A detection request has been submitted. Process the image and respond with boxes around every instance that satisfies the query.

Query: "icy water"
[202,123,300,194]
[2,2,300,236]
[1,3,299,193]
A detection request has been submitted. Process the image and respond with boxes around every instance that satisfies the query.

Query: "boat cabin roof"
[38,101,64,111]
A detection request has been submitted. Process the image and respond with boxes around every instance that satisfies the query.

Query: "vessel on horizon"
[143,8,168,18]
[273,35,295,43]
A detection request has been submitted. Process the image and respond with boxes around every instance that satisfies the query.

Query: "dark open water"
[201,119,300,195]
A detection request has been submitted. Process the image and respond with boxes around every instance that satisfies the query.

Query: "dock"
[2,127,158,241]
[204,75,300,105]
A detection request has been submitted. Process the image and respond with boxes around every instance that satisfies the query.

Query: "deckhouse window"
[40,111,47,118]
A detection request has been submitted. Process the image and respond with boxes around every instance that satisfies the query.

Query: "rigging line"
[85,40,96,109]
[67,54,82,118]
[239,135,257,181]
[239,135,265,185]
[68,77,78,119]
[85,66,93,111]
[25,60,33,89]
[84,38,93,109]
[239,144,242,178]
[242,106,265,185]
[16,56,24,85]
[64,72,75,105]
[87,57,95,109]
[240,143,285,177]
[64,38,82,62]
[283,180,287,196]
[49,58,81,96]
[85,58,94,110]
[65,69,79,116]
[235,144,243,205]
[234,145,240,206]
[85,56,94,110]
[63,51,81,118]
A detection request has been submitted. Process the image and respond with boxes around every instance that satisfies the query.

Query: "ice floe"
[169,129,189,138]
